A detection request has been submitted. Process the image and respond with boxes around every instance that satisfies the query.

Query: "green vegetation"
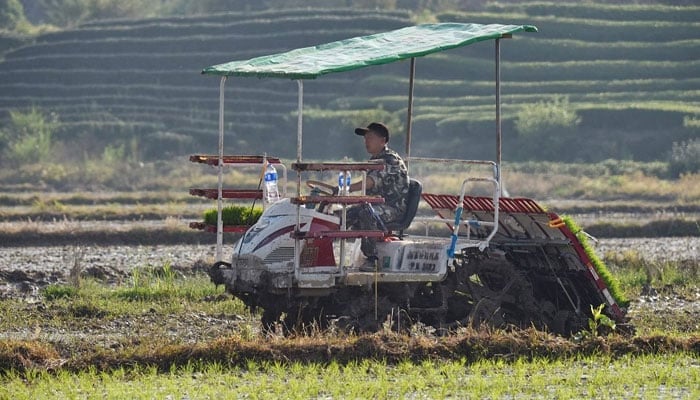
[514,95,581,159]
[0,108,56,165]
[515,96,580,139]
[36,0,166,27]
[8,271,244,325]
[605,250,700,336]
[669,138,700,178]
[41,284,78,300]
[580,304,617,339]
[1,354,698,399]
[0,3,696,397]
[605,250,700,300]
[563,216,628,307]
[0,2,697,166]
[203,205,262,226]
[1,251,698,396]
[0,0,29,33]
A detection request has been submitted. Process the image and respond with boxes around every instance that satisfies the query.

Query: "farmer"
[339,122,409,270]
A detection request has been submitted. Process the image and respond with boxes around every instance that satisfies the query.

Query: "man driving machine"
[341,122,409,270]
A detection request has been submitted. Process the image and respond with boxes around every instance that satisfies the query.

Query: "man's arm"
[348,176,374,193]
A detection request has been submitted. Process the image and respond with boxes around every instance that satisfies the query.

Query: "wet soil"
[1,237,698,340]
[0,237,697,297]
[0,233,697,383]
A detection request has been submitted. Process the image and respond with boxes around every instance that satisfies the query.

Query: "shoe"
[359,256,378,272]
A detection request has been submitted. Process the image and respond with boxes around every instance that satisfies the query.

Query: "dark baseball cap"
[355,122,389,142]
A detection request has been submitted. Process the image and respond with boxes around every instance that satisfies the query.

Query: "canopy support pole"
[294,79,304,282]
[216,76,227,262]
[495,38,502,195]
[296,80,304,162]
[405,57,415,171]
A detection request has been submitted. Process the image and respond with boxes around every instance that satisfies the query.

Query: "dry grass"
[502,170,700,203]
[2,327,698,375]
[0,340,63,372]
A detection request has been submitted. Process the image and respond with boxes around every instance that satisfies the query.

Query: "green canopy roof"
[202,23,537,79]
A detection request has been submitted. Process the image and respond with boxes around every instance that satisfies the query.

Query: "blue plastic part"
[447,207,463,257]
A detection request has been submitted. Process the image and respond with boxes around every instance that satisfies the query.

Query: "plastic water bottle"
[344,170,351,195]
[264,163,280,203]
[337,171,345,196]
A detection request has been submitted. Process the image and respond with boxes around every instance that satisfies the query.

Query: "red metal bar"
[500,198,519,212]
[289,195,384,205]
[292,229,386,239]
[291,161,384,172]
[189,222,250,233]
[475,197,494,211]
[190,188,263,199]
[422,193,546,214]
[189,154,282,165]
[508,198,524,212]
[445,195,459,209]
[519,198,545,213]
[428,194,446,209]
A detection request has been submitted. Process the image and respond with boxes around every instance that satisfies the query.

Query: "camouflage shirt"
[367,146,409,218]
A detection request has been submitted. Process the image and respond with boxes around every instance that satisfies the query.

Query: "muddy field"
[1,237,697,296]
[1,237,698,331]
[0,232,698,385]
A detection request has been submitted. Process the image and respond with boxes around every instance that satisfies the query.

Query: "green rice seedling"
[115,264,182,301]
[563,216,628,307]
[584,303,616,338]
[203,205,263,226]
[154,261,176,290]
[2,343,699,398]
[245,207,263,224]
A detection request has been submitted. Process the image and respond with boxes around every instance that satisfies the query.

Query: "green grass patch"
[605,250,700,298]
[1,271,247,330]
[114,264,236,305]
[112,262,242,304]
[41,284,78,300]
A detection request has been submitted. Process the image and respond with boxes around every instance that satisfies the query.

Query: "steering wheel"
[306,180,336,196]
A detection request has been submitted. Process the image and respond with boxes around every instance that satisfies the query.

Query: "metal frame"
[212,35,509,263]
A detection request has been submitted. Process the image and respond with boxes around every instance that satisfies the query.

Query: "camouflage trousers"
[346,203,401,258]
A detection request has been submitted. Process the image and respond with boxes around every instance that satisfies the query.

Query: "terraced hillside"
[430,3,700,161]
[0,4,697,161]
[0,9,412,160]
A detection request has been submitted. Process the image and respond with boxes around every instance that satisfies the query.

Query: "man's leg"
[346,204,379,258]
[347,204,400,259]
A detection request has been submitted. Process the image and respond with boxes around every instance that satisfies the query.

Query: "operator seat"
[384,178,422,239]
